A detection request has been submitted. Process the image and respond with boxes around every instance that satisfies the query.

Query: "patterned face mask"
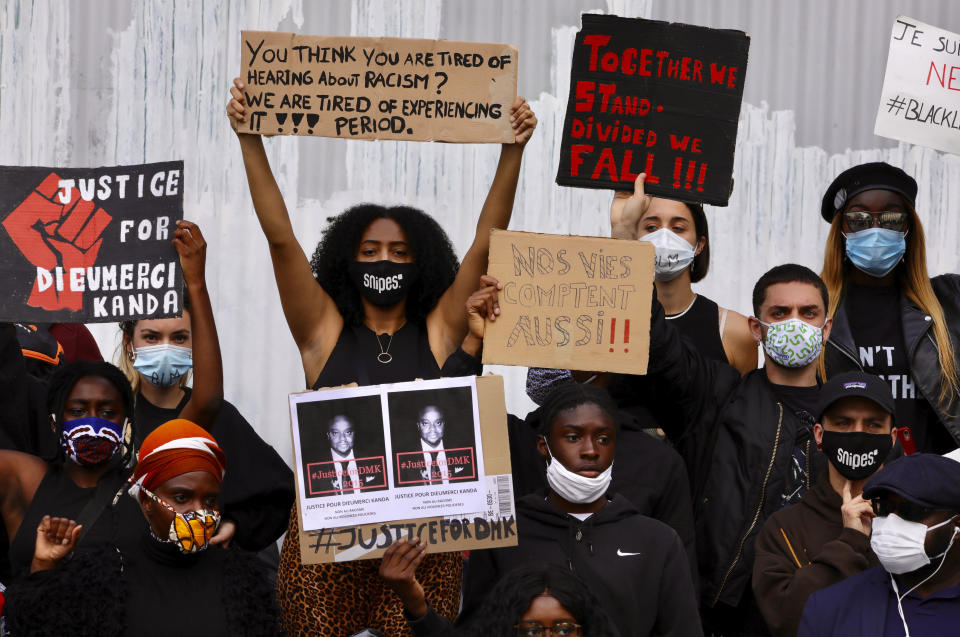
[136,484,220,554]
[60,416,124,466]
[757,317,824,368]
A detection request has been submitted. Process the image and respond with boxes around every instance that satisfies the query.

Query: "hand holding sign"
[2,173,112,311]
[509,97,538,147]
[461,275,502,356]
[610,173,651,241]
[379,538,429,617]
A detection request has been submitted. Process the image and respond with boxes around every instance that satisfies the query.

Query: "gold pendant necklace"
[376,332,394,364]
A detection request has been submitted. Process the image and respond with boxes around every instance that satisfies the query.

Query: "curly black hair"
[469,565,618,637]
[46,360,137,467]
[536,383,620,438]
[309,203,460,326]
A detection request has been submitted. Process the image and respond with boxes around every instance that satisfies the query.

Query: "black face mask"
[820,430,893,480]
[348,260,418,307]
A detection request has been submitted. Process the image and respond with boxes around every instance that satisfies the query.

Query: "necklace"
[376,332,394,364]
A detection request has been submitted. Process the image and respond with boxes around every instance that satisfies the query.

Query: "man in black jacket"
[636,262,833,636]
[380,383,702,637]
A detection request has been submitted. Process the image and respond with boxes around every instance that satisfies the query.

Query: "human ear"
[821,316,834,341]
[813,423,824,450]
[747,316,764,343]
[536,435,550,462]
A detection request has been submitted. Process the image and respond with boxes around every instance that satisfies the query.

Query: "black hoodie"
[457,492,703,637]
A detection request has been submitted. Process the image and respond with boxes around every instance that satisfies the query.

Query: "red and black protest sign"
[556,15,750,206]
[0,162,184,322]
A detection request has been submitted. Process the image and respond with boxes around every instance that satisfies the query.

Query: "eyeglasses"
[514,620,582,636]
[842,210,908,233]
[871,498,955,522]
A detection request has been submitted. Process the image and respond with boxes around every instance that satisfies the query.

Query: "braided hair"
[46,360,137,467]
[536,383,620,438]
[469,565,618,636]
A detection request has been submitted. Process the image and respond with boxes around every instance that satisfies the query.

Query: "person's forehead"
[329,418,352,432]
[641,197,692,223]
[360,217,408,243]
[845,189,908,210]
[761,281,823,310]
[419,406,443,420]
[67,375,122,402]
[551,403,615,431]
[136,315,190,334]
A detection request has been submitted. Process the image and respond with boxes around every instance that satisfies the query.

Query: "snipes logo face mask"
[61,416,123,466]
[348,260,419,307]
[820,430,892,480]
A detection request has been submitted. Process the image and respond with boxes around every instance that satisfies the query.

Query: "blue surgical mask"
[133,344,192,387]
[844,228,906,278]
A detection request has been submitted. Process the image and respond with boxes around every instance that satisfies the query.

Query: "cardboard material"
[239,30,517,142]
[0,162,184,322]
[297,375,517,563]
[482,230,654,375]
[874,16,960,155]
[555,14,750,206]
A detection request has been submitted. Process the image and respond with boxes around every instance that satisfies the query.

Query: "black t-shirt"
[845,284,946,452]
[770,382,820,508]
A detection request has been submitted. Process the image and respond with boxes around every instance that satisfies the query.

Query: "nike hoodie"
[457,492,703,637]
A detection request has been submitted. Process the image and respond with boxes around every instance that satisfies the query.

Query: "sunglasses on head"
[843,210,908,233]
[870,498,955,522]
[514,620,582,636]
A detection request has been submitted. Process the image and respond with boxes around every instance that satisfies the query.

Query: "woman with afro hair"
[227,78,537,635]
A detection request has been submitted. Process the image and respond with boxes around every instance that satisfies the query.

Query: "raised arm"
[227,79,341,375]
[173,221,223,430]
[427,98,537,364]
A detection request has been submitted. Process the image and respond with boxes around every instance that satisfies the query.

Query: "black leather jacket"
[824,274,960,446]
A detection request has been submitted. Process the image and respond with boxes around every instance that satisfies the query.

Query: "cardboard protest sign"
[555,14,750,206]
[296,375,517,563]
[0,162,184,323]
[238,30,517,142]
[874,17,960,155]
[482,230,654,375]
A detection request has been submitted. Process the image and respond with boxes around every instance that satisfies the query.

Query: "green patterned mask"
[758,318,824,368]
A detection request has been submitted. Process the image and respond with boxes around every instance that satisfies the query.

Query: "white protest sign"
[875,16,960,154]
[290,376,487,531]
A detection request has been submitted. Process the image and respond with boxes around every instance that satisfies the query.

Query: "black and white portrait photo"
[296,394,389,498]
[387,384,479,487]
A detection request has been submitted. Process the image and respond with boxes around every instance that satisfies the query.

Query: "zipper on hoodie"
[711,403,784,607]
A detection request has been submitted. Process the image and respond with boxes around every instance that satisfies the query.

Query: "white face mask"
[543,442,612,504]
[639,228,697,282]
[872,513,959,637]
[870,513,959,574]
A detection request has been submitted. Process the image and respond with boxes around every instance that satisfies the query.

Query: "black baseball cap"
[820,162,918,222]
[816,371,895,421]
[864,453,960,509]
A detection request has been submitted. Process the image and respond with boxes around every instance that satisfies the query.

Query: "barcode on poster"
[496,475,512,518]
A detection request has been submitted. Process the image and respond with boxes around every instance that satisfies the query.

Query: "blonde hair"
[820,207,960,408]
[117,327,192,396]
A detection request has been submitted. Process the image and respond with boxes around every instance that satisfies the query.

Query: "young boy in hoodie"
[752,372,896,636]
[380,383,702,637]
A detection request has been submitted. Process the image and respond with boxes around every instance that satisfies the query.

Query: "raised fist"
[2,173,112,311]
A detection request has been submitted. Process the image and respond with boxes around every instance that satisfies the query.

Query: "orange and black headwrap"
[131,419,225,493]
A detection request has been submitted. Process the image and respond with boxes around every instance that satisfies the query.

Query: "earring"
[127,348,136,362]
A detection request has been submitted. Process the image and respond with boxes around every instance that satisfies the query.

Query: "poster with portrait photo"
[291,385,390,529]
[290,377,488,531]
[388,384,480,488]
